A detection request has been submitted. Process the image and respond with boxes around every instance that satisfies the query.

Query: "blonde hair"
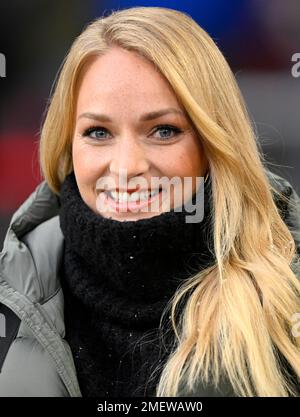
[39,6,300,396]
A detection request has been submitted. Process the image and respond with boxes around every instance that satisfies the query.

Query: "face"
[72,46,208,221]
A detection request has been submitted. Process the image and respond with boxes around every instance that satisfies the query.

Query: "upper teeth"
[107,189,160,202]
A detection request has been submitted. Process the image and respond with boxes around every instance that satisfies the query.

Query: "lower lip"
[103,190,163,212]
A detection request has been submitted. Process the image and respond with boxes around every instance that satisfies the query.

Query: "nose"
[109,135,150,181]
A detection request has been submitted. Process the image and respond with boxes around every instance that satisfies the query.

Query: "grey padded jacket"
[0,169,299,397]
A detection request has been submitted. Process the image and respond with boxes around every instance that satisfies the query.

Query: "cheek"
[163,147,203,179]
[72,140,106,186]
[183,138,206,177]
[72,141,107,211]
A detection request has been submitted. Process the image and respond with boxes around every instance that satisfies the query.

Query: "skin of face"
[72,46,208,221]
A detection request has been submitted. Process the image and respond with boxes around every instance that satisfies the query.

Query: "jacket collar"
[1,180,63,303]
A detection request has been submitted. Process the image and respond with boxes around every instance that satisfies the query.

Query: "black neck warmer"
[58,171,215,397]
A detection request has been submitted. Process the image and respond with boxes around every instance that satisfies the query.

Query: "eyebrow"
[77,107,185,122]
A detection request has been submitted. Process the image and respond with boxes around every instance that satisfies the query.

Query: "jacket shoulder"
[3,180,60,247]
[22,215,64,302]
[1,179,64,303]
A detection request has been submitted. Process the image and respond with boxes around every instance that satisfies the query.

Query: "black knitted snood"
[58,171,215,397]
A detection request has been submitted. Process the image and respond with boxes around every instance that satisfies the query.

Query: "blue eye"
[82,126,109,139]
[153,125,183,140]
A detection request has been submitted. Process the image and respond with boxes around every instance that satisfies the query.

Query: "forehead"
[75,47,181,112]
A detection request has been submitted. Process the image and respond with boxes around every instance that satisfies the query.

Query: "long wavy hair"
[39,6,300,396]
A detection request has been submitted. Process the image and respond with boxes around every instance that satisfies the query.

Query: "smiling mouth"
[101,187,164,212]
[105,187,162,202]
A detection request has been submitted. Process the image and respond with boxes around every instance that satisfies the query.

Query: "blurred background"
[0,0,299,247]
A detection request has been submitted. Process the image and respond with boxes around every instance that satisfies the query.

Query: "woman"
[0,6,300,397]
